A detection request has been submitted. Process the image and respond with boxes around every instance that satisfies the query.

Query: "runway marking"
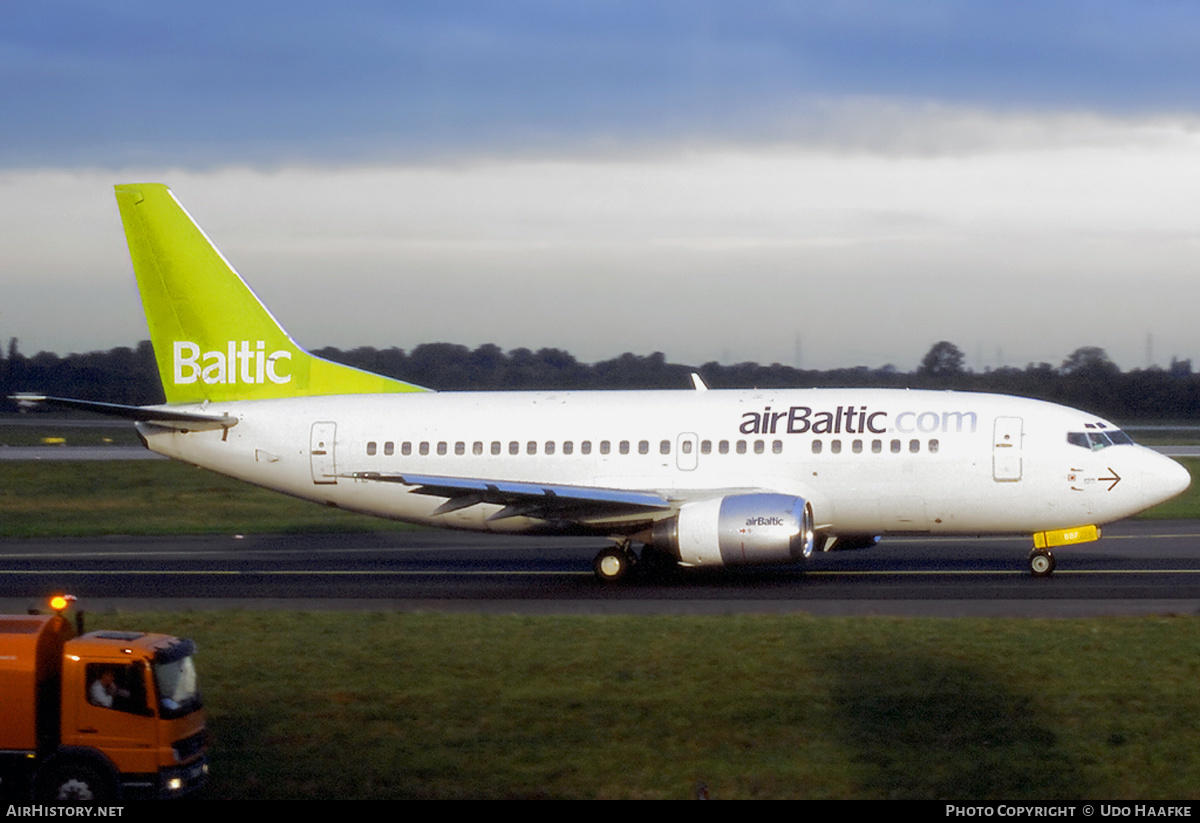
[0,545,579,560]
[885,533,1200,543]
[0,568,575,576]
[5,567,1200,577]
[806,571,1200,578]
[1103,533,1200,540]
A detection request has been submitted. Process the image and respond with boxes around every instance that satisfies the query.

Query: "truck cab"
[0,604,208,801]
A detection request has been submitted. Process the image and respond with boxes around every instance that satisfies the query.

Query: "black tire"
[37,759,117,804]
[593,547,632,582]
[1029,549,1056,577]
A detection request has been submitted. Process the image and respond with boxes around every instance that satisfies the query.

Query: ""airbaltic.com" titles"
[739,405,978,435]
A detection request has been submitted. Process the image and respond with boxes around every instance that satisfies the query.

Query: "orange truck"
[0,598,208,801]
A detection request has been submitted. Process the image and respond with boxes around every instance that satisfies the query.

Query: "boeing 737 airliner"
[15,184,1191,581]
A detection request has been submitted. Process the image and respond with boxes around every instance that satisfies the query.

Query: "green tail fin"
[114,184,428,403]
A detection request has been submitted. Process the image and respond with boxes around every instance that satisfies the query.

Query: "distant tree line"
[2,339,165,408]
[2,337,1198,421]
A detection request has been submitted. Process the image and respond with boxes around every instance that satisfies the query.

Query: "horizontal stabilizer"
[9,394,237,431]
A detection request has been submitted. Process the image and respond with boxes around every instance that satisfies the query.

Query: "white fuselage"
[136,387,1190,539]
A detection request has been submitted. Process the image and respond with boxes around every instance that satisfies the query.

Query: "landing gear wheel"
[594,546,635,582]
[1029,549,1056,577]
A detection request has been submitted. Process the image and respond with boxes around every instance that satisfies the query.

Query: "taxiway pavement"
[2,520,1199,616]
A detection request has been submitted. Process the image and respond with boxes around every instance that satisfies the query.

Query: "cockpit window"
[1067,429,1134,450]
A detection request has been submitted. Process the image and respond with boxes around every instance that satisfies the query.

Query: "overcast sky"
[4,1,1200,372]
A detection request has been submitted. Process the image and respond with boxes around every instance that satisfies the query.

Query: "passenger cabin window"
[384,442,394,456]
[366,441,377,456]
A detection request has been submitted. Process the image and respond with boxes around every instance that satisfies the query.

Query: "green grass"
[1132,457,1200,519]
[1118,421,1200,447]
[3,430,1197,798]
[0,461,416,537]
[74,611,1200,800]
[1128,430,1200,446]
[0,422,144,447]
[0,456,1196,538]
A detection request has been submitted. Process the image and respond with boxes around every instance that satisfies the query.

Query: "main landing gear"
[594,543,638,582]
[1028,548,1056,578]
[593,540,677,582]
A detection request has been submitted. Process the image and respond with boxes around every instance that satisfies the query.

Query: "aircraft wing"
[348,471,674,525]
[8,394,237,432]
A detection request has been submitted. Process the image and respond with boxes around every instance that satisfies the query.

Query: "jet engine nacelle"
[649,493,814,568]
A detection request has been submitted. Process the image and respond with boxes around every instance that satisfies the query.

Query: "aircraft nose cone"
[1144,453,1191,508]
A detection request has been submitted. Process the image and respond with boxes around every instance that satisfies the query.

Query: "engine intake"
[648,493,814,568]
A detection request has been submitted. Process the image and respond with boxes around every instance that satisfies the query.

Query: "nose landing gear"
[1029,548,1056,577]
[1027,525,1098,577]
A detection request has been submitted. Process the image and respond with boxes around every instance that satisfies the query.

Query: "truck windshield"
[153,639,202,719]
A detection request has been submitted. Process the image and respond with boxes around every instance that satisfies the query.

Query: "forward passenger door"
[992,417,1023,481]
